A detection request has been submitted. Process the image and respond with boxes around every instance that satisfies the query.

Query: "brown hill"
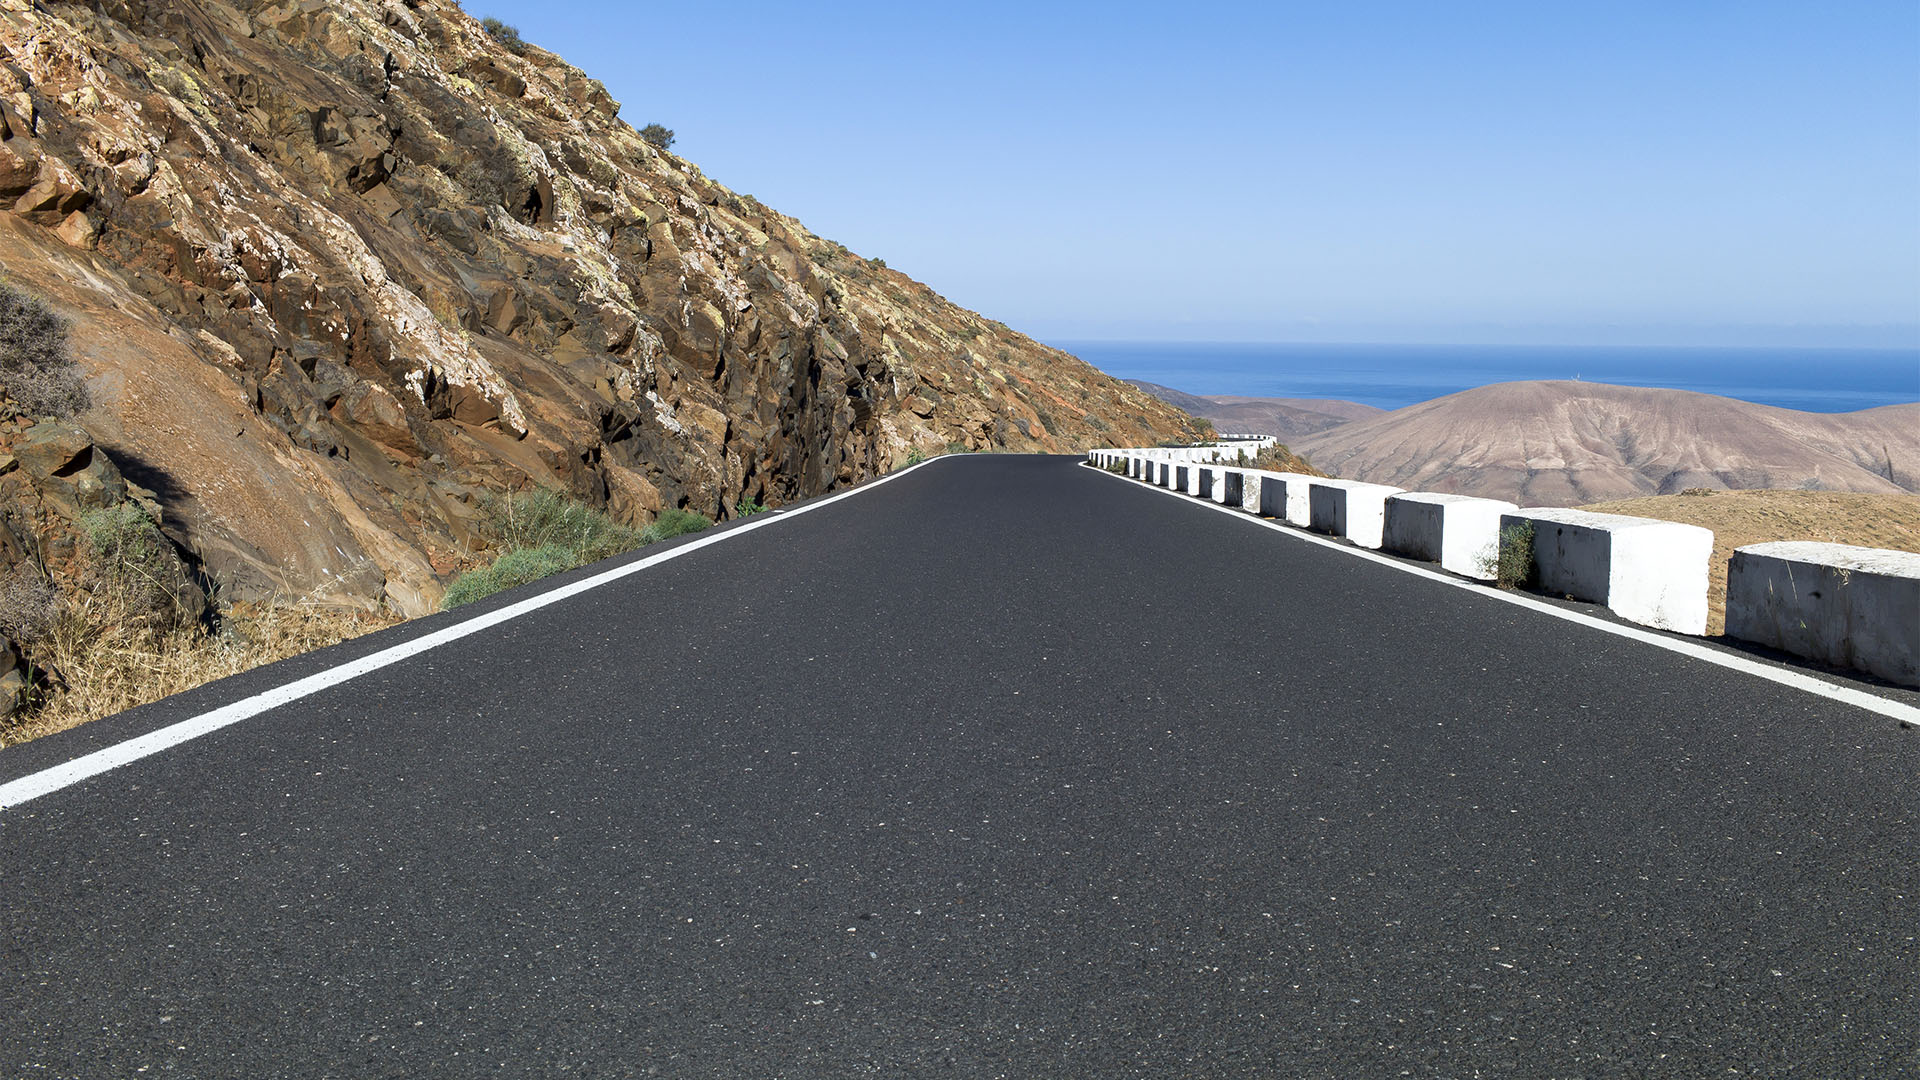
[1290,381,1919,506]
[0,0,1188,615]
[1578,490,1920,634]
[1127,380,1382,439]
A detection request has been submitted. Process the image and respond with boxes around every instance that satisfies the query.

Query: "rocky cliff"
[0,0,1188,615]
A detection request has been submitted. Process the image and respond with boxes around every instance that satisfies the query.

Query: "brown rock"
[53,211,95,249]
[0,639,26,718]
[485,288,525,335]
[0,141,35,201]
[447,384,502,426]
[332,382,416,453]
[14,423,128,518]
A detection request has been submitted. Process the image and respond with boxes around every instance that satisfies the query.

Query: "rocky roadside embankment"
[0,0,1191,625]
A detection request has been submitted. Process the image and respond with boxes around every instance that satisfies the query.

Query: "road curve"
[3,454,1915,1078]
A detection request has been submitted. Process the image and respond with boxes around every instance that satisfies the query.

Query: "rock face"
[0,0,1187,614]
[1290,381,1920,507]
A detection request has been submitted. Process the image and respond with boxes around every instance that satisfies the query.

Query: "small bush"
[0,570,63,645]
[869,257,886,270]
[641,124,675,151]
[487,487,643,563]
[480,16,526,53]
[641,507,710,543]
[904,448,926,467]
[1492,520,1536,589]
[79,503,196,630]
[442,544,575,609]
[442,490,713,610]
[0,281,90,418]
[736,498,769,517]
[944,442,970,455]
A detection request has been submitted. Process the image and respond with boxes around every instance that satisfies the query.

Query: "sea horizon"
[1058,340,1920,414]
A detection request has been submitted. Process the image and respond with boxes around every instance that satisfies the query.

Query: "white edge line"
[1085,461,1920,727]
[0,457,954,812]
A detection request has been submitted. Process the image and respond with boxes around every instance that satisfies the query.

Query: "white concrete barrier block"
[1194,466,1213,499]
[1308,479,1406,549]
[1215,468,1241,506]
[1238,471,1261,513]
[1726,542,1920,687]
[1503,509,1713,635]
[1383,492,1520,580]
[1174,464,1190,493]
[1254,473,1316,526]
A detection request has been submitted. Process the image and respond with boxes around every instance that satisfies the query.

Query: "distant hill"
[1126,381,1383,439]
[1288,380,1919,506]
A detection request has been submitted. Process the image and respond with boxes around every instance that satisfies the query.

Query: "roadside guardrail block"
[1726,542,1920,687]
[1255,473,1315,526]
[1384,492,1520,580]
[1502,509,1712,635]
[1216,468,1242,506]
[1308,479,1407,549]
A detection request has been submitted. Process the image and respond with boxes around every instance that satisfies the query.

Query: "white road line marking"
[0,458,951,812]
[1087,462,1920,727]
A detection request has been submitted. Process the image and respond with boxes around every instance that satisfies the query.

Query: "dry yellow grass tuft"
[1,591,398,747]
[1578,490,1920,635]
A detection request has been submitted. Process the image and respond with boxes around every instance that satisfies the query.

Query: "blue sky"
[473,1,1919,347]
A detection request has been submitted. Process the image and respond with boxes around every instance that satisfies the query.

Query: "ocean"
[1057,341,1920,414]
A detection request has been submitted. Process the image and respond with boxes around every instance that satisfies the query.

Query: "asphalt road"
[3,454,1915,1079]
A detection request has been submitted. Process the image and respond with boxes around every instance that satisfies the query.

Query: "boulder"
[14,423,129,518]
[0,638,26,718]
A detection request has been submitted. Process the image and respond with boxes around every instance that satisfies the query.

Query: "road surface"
[3,455,1915,1077]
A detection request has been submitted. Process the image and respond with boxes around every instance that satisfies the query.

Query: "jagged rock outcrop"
[0,0,1188,614]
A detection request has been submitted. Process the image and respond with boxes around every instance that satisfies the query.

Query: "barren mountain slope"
[0,0,1188,614]
[1290,381,1919,506]
[1127,380,1382,439]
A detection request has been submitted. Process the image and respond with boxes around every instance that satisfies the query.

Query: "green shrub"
[943,442,969,455]
[904,448,926,467]
[486,487,643,563]
[735,498,769,517]
[0,281,89,418]
[641,507,710,543]
[869,257,886,270]
[480,17,526,53]
[640,124,675,151]
[78,503,195,629]
[1491,520,1536,589]
[444,490,710,610]
[442,544,575,608]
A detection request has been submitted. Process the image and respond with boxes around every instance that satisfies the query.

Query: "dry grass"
[1579,490,1920,635]
[0,588,398,748]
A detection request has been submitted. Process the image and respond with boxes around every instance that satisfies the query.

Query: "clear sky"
[471,1,1920,348]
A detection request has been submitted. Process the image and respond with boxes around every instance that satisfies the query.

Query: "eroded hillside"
[0,0,1188,614]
